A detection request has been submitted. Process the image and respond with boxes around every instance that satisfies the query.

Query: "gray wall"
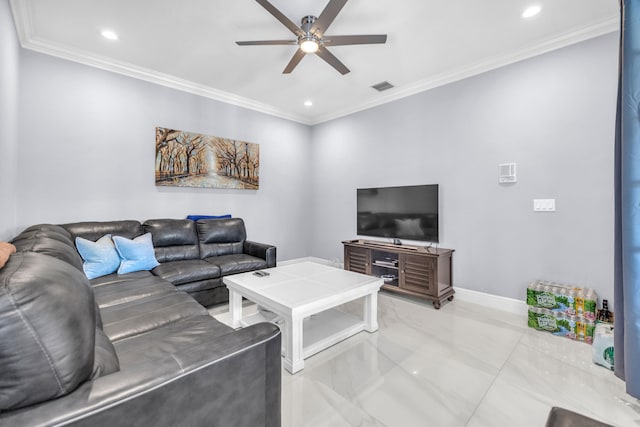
[0,0,19,240]
[310,33,618,302]
[8,14,619,302]
[16,49,312,261]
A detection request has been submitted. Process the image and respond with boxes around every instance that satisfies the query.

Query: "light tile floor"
[213,292,640,427]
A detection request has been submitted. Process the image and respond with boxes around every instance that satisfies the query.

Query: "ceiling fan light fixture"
[236,0,387,74]
[300,37,319,53]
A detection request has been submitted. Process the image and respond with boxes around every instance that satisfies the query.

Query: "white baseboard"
[454,286,527,316]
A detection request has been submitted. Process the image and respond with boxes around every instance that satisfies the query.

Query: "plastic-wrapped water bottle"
[575,289,585,316]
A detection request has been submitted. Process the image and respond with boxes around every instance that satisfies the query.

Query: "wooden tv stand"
[342,240,454,309]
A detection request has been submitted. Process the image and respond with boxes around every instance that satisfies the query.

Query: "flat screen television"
[357,184,439,243]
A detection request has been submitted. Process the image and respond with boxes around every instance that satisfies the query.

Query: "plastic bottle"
[567,314,577,340]
[566,288,576,315]
[553,311,567,337]
[584,289,597,320]
[585,319,595,344]
[538,282,555,308]
[575,288,585,316]
[526,282,537,306]
[557,287,568,312]
[598,299,613,323]
[575,317,586,342]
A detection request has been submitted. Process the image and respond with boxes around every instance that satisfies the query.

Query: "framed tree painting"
[155,127,259,189]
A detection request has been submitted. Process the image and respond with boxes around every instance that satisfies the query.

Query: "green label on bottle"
[536,292,556,308]
[603,347,614,366]
[537,315,557,331]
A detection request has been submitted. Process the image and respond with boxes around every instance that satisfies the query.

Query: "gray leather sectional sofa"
[63,217,277,307]
[0,218,281,426]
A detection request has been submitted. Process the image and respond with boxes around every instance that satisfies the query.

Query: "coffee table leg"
[229,289,243,329]
[364,291,379,332]
[283,316,304,374]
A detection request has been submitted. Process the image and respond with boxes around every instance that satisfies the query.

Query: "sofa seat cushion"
[100,292,209,342]
[113,315,233,367]
[185,285,228,308]
[205,253,267,276]
[90,270,153,287]
[174,277,222,294]
[92,275,178,308]
[152,259,221,285]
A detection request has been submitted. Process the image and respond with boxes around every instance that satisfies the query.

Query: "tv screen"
[357,184,439,243]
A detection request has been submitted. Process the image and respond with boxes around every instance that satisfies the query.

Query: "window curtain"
[615,0,640,399]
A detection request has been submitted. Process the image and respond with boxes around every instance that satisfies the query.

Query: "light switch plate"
[533,199,555,212]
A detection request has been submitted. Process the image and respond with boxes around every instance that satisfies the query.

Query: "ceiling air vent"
[371,81,394,92]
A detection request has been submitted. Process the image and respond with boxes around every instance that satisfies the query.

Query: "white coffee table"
[223,260,383,374]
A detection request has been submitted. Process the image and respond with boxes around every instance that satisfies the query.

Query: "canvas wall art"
[155,127,259,189]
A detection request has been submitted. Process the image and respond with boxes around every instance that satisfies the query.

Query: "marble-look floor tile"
[214,290,640,427]
[468,339,640,427]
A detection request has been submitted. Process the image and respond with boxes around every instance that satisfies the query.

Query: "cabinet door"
[344,246,370,274]
[399,254,435,295]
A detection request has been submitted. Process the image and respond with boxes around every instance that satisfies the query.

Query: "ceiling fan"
[236,0,387,75]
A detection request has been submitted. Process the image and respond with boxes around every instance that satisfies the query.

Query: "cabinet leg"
[448,295,454,301]
[433,301,441,309]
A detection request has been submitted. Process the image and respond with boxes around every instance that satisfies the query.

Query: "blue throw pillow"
[186,214,231,221]
[75,234,120,279]
[112,233,159,274]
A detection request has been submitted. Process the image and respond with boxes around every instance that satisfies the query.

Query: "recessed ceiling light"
[522,5,541,19]
[100,29,119,41]
[304,100,313,107]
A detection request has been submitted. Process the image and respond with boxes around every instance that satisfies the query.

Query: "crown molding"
[310,16,619,125]
[10,0,617,127]
[19,37,314,125]
[9,0,313,125]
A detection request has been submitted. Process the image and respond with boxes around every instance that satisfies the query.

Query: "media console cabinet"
[342,240,454,309]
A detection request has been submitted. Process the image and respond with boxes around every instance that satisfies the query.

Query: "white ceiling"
[10,0,619,125]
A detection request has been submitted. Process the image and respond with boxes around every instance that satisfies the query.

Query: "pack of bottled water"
[526,280,597,344]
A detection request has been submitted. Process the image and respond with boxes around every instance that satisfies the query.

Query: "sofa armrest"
[244,241,276,268]
[0,322,282,427]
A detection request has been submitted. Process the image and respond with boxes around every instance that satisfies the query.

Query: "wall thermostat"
[499,163,517,183]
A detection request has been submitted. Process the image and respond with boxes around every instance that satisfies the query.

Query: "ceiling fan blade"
[236,40,297,46]
[323,34,387,46]
[255,0,304,37]
[283,49,306,74]
[316,46,350,75]
[311,0,348,36]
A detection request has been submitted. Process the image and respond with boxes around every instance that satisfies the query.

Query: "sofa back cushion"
[17,224,75,246]
[0,252,96,411]
[197,218,246,258]
[11,225,84,271]
[143,219,200,262]
[63,220,143,242]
